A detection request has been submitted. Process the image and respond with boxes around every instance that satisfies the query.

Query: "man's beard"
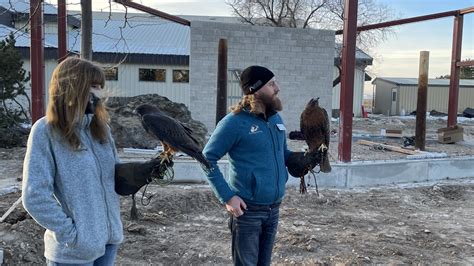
[261,93,283,111]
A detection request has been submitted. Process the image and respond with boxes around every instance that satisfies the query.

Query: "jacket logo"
[249,124,262,134]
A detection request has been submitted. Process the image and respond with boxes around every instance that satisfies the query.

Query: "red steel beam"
[338,0,358,163]
[335,6,474,35]
[114,0,191,26]
[447,15,464,127]
[30,0,45,123]
[57,0,67,62]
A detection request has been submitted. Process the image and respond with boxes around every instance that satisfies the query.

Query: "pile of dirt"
[105,94,208,149]
[0,126,28,148]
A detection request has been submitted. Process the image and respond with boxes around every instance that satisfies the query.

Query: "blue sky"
[56,0,473,80]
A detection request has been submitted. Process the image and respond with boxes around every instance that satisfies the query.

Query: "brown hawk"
[135,104,212,172]
[300,97,331,173]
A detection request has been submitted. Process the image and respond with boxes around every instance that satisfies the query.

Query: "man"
[204,65,310,265]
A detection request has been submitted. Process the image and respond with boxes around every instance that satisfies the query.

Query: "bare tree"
[226,0,397,51]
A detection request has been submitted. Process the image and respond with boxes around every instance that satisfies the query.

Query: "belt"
[245,202,281,210]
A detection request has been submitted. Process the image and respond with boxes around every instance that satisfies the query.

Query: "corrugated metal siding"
[373,79,395,115]
[399,85,474,115]
[104,64,190,106]
[332,66,365,116]
[20,59,57,110]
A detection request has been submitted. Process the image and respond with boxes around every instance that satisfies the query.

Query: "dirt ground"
[1,115,474,264]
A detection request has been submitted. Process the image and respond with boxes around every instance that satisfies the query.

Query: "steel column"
[447,15,463,127]
[215,39,228,125]
[57,0,67,62]
[30,0,45,123]
[338,0,358,162]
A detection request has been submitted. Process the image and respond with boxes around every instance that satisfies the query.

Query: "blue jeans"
[228,202,280,266]
[46,244,119,266]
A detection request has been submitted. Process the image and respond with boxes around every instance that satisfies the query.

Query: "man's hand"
[226,195,247,218]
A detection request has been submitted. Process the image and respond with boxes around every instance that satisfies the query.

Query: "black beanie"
[240,66,274,95]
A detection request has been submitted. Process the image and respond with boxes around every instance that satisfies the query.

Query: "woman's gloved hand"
[114,158,174,196]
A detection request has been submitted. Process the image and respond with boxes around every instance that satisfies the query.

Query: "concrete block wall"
[189,21,334,132]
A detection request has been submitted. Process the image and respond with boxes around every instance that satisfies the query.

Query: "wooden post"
[80,0,93,60]
[447,15,463,127]
[415,51,429,151]
[215,39,228,125]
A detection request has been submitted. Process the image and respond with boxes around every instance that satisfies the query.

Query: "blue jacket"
[203,109,292,205]
[22,115,123,263]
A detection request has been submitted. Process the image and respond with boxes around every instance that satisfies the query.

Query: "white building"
[372,77,474,116]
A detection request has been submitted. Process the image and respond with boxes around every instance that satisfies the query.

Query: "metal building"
[372,77,474,116]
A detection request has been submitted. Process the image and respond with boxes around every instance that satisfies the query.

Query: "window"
[392,91,397,101]
[139,68,166,82]
[103,67,118,81]
[172,69,189,83]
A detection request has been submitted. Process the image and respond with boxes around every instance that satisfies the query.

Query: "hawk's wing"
[300,105,327,152]
[141,113,211,170]
[299,98,331,173]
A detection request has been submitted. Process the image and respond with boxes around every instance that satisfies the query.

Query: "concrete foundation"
[136,156,474,188]
[2,156,473,197]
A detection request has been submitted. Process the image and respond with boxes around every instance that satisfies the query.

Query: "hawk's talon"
[318,143,328,152]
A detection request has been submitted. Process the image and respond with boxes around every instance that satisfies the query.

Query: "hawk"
[135,104,212,172]
[300,97,331,173]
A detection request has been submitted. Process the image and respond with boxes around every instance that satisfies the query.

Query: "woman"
[22,57,123,265]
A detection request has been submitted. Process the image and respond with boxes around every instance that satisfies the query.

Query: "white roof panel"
[0,0,58,15]
[374,77,474,87]
[0,24,56,48]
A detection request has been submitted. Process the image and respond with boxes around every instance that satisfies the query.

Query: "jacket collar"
[77,114,94,129]
[243,107,277,121]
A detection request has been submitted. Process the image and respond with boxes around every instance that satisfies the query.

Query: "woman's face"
[84,84,103,114]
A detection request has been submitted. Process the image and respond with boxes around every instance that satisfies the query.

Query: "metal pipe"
[337,0,358,163]
[57,0,67,62]
[114,0,191,26]
[30,0,45,123]
[448,15,463,127]
[415,51,429,151]
[215,39,228,125]
[335,6,474,35]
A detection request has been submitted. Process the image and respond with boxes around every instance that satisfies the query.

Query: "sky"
[49,0,473,87]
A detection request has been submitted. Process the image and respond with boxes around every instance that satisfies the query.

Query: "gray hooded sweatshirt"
[22,115,123,263]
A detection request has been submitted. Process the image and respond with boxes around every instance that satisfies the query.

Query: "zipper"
[84,121,111,242]
[267,121,280,203]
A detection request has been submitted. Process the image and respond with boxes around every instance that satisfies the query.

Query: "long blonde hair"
[230,94,265,114]
[46,57,109,149]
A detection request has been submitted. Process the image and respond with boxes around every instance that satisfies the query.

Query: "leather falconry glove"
[286,150,322,178]
[115,158,174,196]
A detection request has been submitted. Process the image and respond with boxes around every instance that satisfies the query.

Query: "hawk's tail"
[194,152,213,173]
[320,154,331,173]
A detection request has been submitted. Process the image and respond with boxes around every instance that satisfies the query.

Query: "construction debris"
[437,126,464,144]
[0,197,21,223]
[357,140,420,155]
[381,129,403,138]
